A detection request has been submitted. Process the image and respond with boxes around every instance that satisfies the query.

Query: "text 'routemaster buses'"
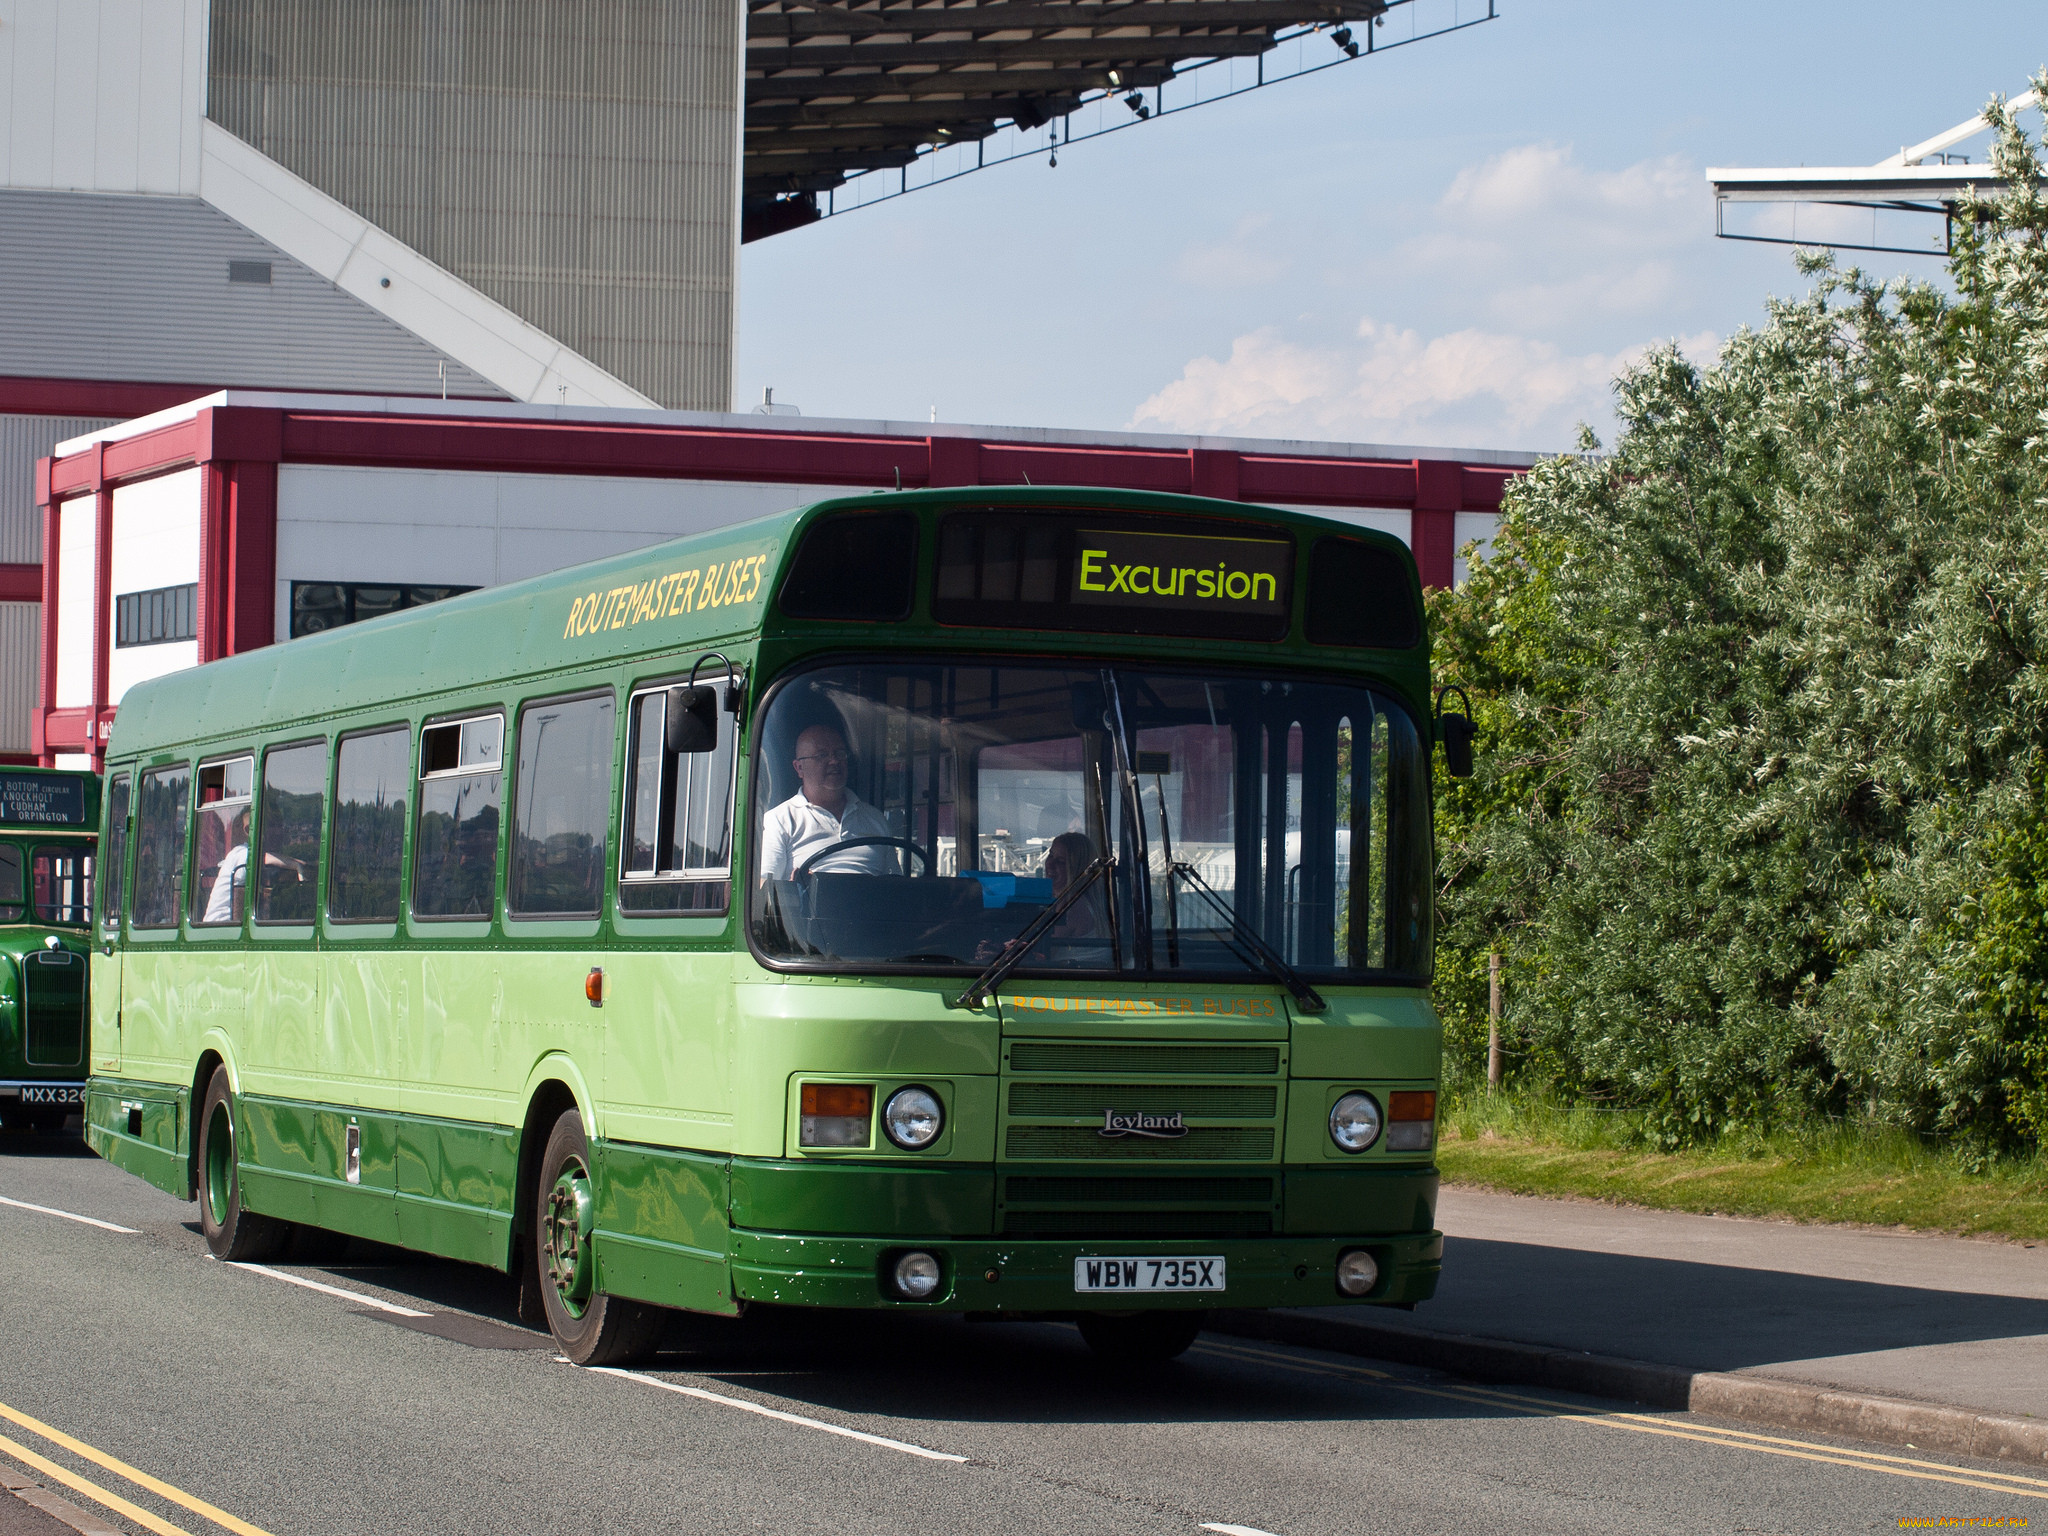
[87,488,1450,1364]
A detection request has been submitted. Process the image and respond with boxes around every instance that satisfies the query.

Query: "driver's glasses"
[797,749,849,764]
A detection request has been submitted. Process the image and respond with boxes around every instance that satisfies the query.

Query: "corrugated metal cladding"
[208,0,740,412]
[0,417,113,567]
[0,604,40,755]
[0,189,504,397]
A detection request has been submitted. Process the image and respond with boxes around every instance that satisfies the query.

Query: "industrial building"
[4,0,1500,762]
[34,394,1532,768]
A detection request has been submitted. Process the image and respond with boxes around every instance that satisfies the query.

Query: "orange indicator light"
[801,1084,873,1117]
[1388,1090,1436,1122]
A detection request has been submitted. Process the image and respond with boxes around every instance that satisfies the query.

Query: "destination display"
[1071,528,1290,617]
[0,773,87,827]
[933,509,1295,641]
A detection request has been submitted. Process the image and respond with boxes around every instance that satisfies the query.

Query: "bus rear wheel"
[196,1066,289,1262]
[1077,1310,1206,1363]
[535,1109,665,1367]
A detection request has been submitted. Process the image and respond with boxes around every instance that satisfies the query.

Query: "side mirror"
[1440,713,1476,779]
[1435,684,1477,779]
[665,684,720,754]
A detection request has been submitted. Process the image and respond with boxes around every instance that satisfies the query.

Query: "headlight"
[1329,1091,1382,1153]
[1336,1249,1379,1297]
[890,1250,942,1300]
[883,1085,944,1149]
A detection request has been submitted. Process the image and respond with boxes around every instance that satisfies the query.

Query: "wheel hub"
[542,1162,595,1317]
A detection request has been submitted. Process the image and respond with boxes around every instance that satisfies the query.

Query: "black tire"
[1077,1310,1207,1363]
[535,1109,665,1366]
[196,1066,290,1262]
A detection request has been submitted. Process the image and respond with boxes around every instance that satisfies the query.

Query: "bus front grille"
[1000,1037,1286,1164]
[22,956,86,1069]
[1001,1208,1273,1238]
[1003,1125,1275,1160]
[1000,1171,1279,1238]
[1007,1083,1277,1118]
[1008,1042,1280,1075]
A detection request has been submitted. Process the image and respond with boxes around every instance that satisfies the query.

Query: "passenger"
[1041,831,1102,941]
[759,724,896,881]
[202,807,306,924]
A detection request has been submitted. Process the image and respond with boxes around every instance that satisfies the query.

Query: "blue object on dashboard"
[960,872,1055,908]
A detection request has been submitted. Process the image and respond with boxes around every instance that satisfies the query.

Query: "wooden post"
[1487,951,1503,1091]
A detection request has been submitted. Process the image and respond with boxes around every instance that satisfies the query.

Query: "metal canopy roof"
[742,0,1421,239]
[1706,87,2043,257]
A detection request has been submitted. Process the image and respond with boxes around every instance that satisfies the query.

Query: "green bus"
[87,488,1451,1364]
[0,767,99,1132]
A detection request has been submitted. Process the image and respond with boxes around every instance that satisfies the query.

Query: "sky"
[734,1,2047,455]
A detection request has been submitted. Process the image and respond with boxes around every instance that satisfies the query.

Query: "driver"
[759,723,897,881]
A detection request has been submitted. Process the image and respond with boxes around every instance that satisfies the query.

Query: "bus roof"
[106,487,1422,760]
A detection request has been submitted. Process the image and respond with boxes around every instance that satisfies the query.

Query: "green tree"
[1431,79,2048,1145]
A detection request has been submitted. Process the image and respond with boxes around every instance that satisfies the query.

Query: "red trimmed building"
[33,393,1533,768]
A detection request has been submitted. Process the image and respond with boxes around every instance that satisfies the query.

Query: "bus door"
[92,773,132,1074]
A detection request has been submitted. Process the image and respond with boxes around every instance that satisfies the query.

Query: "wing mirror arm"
[1435,684,1477,780]
[665,651,747,755]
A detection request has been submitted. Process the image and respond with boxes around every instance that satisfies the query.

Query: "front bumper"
[726,1228,1443,1312]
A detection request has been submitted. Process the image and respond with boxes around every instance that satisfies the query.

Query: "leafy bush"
[1432,81,2048,1146]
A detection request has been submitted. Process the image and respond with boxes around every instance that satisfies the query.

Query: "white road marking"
[583,1364,970,1463]
[227,1262,430,1317]
[1202,1525,1284,1536]
[0,1194,138,1234]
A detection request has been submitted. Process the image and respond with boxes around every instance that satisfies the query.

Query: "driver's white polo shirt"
[760,790,895,880]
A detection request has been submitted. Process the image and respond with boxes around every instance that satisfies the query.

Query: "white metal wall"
[207,0,741,410]
[54,497,95,710]
[108,468,200,706]
[272,465,869,641]
[0,0,208,196]
[0,190,502,395]
[0,604,38,754]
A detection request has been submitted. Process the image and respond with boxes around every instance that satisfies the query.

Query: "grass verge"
[1436,1093,2048,1242]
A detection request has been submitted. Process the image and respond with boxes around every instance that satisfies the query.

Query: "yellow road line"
[1193,1340,2048,1502]
[0,1400,278,1536]
[0,1431,196,1536]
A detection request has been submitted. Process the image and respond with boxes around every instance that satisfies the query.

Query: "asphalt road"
[2,1129,2042,1536]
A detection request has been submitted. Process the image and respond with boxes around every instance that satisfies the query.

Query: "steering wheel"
[795,836,933,882]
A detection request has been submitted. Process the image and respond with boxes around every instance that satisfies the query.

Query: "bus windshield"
[749,659,1431,982]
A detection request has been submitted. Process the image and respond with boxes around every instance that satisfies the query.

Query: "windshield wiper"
[1168,861,1327,1014]
[954,852,1115,1010]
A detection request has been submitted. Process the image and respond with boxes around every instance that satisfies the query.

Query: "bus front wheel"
[1077,1310,1206,1363]
[196,1067,289,1262]
[535,1109,666,1367]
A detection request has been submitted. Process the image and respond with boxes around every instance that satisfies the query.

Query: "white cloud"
[1175,212,1292,289]
[1410,144,1708,332]
[1129,317,1719,450]
[1134,141,1726,449]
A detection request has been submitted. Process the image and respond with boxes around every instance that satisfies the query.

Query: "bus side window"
[329,726,410,923]
[191,756,256,927]
[31,845,91,925]
[132,764,190,929]
[618,682,735,914]
[0,845,22,923]
[509,692,614,918]
[414,713,503,920]
[99,773,130,935]
[256,741,327,925]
